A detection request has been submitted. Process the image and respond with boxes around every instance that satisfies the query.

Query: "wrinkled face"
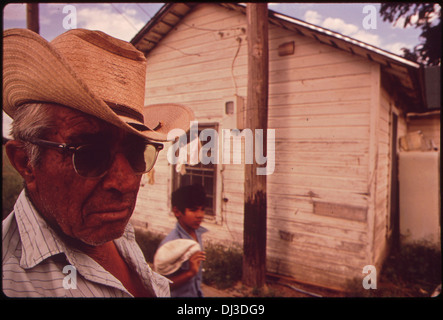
[28,106,143,246]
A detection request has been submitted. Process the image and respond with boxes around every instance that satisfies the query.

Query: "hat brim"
[3,28,194,142]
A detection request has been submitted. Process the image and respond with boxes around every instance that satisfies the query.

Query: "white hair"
[10,103,55,166]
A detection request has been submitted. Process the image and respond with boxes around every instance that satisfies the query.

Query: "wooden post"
[243,3,268,288]
[26,3,39,34]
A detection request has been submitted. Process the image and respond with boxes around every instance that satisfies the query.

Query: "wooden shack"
[130,3,428,290]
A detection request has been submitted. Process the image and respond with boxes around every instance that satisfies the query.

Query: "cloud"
[383,42,409,55]
[393,14,419,29]
[77,4,145,41]
[304,10,322,25]
[352,30,382,47]
[319,15,382,47]
[302,10,385,50]
[322,17,359,35]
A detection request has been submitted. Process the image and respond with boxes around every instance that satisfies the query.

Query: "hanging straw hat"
[2,28,194,141]
[154,239,201,275]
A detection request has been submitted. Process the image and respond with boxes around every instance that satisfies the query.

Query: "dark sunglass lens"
[73,145,111,177]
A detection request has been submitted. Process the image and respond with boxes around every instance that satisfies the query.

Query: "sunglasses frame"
[23,137,164,178]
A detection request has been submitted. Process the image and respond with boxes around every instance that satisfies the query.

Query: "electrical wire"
[110,3,140,32]
[135,3,153,20]
[231,36,243,96]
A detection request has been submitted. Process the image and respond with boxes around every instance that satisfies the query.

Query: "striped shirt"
[2,190,170,298]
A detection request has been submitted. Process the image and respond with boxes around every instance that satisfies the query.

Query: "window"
[172,123,218,217]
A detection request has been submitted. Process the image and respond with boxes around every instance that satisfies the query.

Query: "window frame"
[171,122,219,222]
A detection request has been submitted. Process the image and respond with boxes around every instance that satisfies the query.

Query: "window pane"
[181,174,190,186]
[172,124,217,216]
[204,176,213,194]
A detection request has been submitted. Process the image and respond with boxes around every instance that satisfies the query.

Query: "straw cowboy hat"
[2,28,194,141]
[154,239,201,275]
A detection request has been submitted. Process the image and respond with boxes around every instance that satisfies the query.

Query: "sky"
[2,2,437,137]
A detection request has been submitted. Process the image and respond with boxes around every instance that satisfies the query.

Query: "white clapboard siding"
[132,3,400,290]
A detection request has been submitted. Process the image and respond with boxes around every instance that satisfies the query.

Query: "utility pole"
[26,3,39,34]
[243,3,269,288]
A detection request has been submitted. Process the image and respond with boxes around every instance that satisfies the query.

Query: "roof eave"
[131,3,173,46]
[131,3,197,54]
[133,2,427,112]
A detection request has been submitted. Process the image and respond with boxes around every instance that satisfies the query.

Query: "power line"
[110,3,139,32]
[136,3,153,20]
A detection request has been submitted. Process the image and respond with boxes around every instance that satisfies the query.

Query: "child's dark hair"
[172,184,207,214]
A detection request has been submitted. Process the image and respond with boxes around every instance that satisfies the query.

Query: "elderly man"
[2,28,193,297]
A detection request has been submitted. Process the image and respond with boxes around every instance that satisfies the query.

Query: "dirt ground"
[201,277,442,298]
[202,280,344,298]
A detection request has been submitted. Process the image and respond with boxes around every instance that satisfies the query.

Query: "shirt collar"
[12,190,170,297]
[13,190,67,269]
[13,190,138,269]
[175,222,208,244]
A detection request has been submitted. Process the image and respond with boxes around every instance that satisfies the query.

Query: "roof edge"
[130,3,173,45]
[133,2,428,112]
[272,11,421,69]
[227,3,421,70]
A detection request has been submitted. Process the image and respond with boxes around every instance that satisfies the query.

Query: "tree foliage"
[380,3,441,66]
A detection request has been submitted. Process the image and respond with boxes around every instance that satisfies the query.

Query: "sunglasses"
[24,137,164,178]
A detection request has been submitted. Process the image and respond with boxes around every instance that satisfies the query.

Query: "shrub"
[346,241,441,297]
[134,228,164,263]
[202,242,243,289]
[382,241,441,293]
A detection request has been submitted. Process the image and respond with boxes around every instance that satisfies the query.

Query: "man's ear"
[5,140,36,185]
